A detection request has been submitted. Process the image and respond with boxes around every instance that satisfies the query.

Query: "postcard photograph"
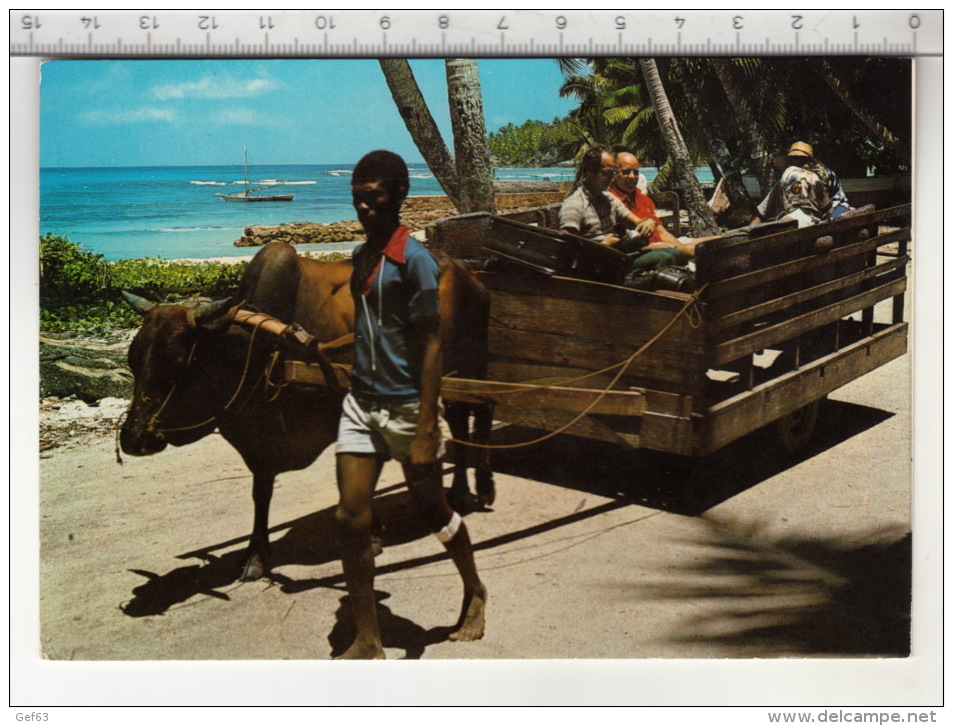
[12,46,940,707]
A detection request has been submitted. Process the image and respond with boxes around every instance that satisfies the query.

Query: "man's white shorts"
[336,392,445,464]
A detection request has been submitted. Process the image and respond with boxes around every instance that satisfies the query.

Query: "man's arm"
[409,315,442,466]
[317,332,355,357]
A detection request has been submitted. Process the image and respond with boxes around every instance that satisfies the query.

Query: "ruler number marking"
[556,16,567,30]
[81,16,100,30]
[439,15,449,29]
[20,14,41,30]
[791,15,803,31]
[260,16,274,30]
[733,16,743,30]
[380,16,391,30]
[139,16,159,30]
[314,16,335,30]
[497,16,508,30]
[674,17,685,30]
[909,14,920,29]
[615,16,626,30]
[198,16,219,31]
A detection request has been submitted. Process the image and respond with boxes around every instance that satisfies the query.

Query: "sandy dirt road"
[20,287,943,705]
[31,355,914,647]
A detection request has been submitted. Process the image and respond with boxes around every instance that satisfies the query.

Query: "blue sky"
[40,58,576,168]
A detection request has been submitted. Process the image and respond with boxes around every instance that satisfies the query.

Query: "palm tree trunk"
[378,59,461,205]
[445,59,496,213]
[711,58,775,195]
[673,59,758,223]
[639,59,718,236]
[814,60,903,152]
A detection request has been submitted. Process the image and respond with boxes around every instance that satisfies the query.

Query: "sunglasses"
[617,169,640,177]
[597,168,617,178]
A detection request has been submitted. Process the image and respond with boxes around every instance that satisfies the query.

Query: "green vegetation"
[557,57,910,178]
[39,234,248,333]
[487,118,578,167]
[39,234,346,335]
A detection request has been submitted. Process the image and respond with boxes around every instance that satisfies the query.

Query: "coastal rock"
[236,221,364,247]
[234,190,566,248]
[39,335,133,402]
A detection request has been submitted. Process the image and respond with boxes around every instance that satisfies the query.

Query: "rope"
[156,319,269,434]
[440,283,707,397]
[444,283,708,450]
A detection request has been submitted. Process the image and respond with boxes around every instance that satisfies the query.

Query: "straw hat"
[774,141,814,166]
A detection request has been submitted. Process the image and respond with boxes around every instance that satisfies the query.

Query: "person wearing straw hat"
[752,141,852,227]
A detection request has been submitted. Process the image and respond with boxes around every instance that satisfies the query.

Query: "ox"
[120,241,494,582]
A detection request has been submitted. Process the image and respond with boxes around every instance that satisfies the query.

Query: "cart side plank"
[697,323,907,455]
[695,204,911,281]
[482,271,704,394]
[703,227,909,304]
[709,255,909,333]
[486,327,704,388]
[711,276,906,366]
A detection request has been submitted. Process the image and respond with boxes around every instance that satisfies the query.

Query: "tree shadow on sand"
[633,517,912,657]
[120,396,903,656]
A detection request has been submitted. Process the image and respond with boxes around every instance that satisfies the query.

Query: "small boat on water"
[216,146,294,203]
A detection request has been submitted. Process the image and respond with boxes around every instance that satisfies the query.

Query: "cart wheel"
[774,399,821,454]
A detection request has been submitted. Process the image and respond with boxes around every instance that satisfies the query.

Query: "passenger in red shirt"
[609,148,695,270]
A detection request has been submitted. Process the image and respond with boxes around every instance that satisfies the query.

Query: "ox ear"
[191,298,238,333]
[121,290,156,316]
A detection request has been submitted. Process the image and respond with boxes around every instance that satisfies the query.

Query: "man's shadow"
[120,482,435,618]
[326,592,456,659]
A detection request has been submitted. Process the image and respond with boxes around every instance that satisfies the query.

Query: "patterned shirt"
[757,162,851,222]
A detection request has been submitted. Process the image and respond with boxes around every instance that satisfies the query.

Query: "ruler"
[10,9,943,58]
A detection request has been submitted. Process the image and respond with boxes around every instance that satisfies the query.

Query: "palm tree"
[710,58,776,194]
[379,59,460,204]
[671,59,758,223]
[638,59,718,236]
[445,59,496,213]
[379,58,496,214]
[813,59,903,153]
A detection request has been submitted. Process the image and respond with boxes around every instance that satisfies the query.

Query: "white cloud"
[151,75,278,100]
[212,108,282,127]
[81,107,176,124]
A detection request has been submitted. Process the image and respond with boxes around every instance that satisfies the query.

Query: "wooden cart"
[415,198,911,457]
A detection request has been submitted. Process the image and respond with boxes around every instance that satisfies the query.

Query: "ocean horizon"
[40,162,707,262]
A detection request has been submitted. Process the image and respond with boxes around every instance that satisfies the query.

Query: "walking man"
[326,150,486,659]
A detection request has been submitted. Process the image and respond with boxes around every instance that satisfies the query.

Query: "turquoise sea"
[39,163,703,262]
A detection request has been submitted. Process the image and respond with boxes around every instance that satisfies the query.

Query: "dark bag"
[624,266,696,293]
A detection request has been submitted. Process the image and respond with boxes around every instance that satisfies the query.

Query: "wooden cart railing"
[421,201,911,457]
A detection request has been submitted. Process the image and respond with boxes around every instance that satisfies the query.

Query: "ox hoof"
[240,553,269,582]
[476,476,496,508]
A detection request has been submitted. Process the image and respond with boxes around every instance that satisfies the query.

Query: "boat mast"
[243,144,249,195]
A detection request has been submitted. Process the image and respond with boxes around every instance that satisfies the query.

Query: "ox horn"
[121,290,155,316]
[192,298,237,330]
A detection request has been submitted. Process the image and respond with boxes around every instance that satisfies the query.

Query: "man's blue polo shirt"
[349,226,441,403]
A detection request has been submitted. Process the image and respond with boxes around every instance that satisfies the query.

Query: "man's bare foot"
[335,639,385,660]
[449,583,487,642]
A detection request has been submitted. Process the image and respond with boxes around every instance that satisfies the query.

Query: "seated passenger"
[558,145,645,244]
[609,147,694,271]
[753,141,852,227]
